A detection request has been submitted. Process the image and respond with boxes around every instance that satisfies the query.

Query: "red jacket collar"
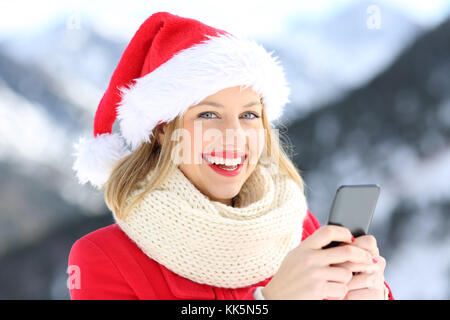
[159,264,216,299]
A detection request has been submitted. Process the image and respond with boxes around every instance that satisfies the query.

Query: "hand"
[331,235,387,299]
[262,225,375,300]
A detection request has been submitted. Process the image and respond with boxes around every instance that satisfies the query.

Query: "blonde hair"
[104,102,307,220]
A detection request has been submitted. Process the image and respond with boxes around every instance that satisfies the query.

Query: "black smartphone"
[322,184,380,249]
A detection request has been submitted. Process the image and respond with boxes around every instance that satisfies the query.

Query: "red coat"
[68,210,394,300]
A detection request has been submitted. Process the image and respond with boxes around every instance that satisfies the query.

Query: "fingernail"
[372,257,378,264]
[351,235,355,242]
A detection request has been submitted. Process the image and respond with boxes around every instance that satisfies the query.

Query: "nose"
[221,118,247,150]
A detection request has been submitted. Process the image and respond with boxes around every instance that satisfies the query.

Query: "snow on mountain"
[268,1,425,123]
[0,19,123,214]
[0,76,104,211]
[0,78,68,164]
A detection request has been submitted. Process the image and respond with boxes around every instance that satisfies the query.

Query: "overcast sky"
[0,0,449,40]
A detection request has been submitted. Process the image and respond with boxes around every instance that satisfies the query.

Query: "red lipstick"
[202,152,247,177]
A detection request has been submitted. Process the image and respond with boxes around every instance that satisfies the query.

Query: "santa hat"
[72,11,291,188]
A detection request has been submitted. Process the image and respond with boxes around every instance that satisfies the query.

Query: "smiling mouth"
[201,154,247,175]
[202,155,246,169]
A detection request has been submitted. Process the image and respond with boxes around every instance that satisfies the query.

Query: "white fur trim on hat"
[72,133,131,188]
[117,33,291,151]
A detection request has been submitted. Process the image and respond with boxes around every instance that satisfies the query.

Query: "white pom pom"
[72,133,131,188]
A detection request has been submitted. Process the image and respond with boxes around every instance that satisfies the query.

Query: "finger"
[319,244,374,265]
[345,287,384,300]
[376,255,387,272]
[303,225,353,250]
[331,261,379,274]
[351,235,379,257]
[324,281,348,300]
[321,266,353,284]
[347,273,378,291]
[336,255,386,275]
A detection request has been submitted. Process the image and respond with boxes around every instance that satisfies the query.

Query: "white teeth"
[212,157,224,165]
[225,158,239,166]
[204,155,243,166]
[220,165,238,171]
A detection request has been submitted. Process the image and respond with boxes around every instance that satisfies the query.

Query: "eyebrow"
[194,101,262,108]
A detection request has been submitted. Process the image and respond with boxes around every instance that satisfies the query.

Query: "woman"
[69,11,393,300]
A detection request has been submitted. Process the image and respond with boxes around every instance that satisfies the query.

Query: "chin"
[208,186,241,202]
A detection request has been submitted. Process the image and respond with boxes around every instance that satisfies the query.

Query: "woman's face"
[169,86,265,206]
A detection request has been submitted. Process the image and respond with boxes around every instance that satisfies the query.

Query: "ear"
[156,123,167,146]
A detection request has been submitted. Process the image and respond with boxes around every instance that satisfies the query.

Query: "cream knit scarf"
[113,159,308,288]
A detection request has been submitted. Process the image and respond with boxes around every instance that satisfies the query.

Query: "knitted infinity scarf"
[113,159,309,288]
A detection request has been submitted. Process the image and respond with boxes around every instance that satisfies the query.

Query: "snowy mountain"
[287,15,450,299]
[0,21,124,256]
[268,1,425,124]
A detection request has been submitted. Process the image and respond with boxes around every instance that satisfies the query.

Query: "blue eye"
[198,112,218,119]
[197,112,261,120]
[242,112,260,120]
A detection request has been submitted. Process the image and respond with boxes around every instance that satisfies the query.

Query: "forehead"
[197,86,261,104]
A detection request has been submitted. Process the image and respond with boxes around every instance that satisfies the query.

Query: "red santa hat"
[72,11,291,188]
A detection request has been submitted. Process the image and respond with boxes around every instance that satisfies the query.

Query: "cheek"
[200,126,225,155]
[178,120,196,165]
[181,126,210,166]
[246,126,266,165]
